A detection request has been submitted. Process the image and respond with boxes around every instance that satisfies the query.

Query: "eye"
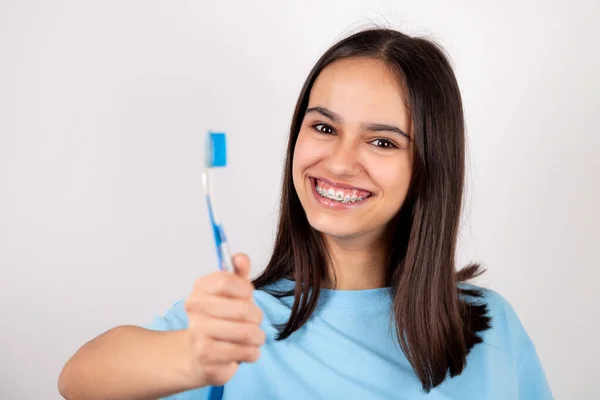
[312,123,336,135]
[370,138,397,149]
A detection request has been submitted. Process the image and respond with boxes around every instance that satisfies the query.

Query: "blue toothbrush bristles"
[206,132,227,167]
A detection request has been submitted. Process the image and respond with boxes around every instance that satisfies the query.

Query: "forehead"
[308,57,409,124]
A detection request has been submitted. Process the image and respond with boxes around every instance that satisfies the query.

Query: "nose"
[324,138,361,178]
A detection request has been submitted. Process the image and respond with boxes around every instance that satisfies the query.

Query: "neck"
[322,231,389,290]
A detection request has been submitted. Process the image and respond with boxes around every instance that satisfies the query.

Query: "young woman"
[58,28,553,400]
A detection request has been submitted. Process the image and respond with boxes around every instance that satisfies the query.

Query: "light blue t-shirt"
[145,279,553,399]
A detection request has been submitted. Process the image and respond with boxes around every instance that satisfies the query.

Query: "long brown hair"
[253,27,491,392]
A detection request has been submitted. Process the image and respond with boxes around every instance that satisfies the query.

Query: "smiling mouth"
[310,177,373,204]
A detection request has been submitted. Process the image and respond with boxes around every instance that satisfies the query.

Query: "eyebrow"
[305,106,410,139]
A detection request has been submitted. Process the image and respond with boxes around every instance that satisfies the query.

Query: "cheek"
[292,131,323,179]
[370,158,412,204]
[292,134,309,191]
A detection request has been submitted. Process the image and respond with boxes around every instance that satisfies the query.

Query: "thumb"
[231,252,251,279]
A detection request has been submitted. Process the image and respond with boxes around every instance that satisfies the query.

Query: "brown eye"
[371,138,396,149]
[313,123,335,135]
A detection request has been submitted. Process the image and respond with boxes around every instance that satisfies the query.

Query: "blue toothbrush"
[202,131,234,273]
[203,132,243,399]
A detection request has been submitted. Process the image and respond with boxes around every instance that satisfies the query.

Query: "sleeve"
[500,296,554,400]
[517,341,554,400]
[144,300,189,331]
[143,300,219,400]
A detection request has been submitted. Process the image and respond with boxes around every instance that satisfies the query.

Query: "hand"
[183,253,265,387]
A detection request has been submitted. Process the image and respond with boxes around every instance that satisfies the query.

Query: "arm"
[58,253,263,400]
[499,294,553,399]
[517,340,554,400]
[58,326,205,400]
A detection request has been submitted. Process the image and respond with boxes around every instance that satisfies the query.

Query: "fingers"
[195,338,261,364]
[184,253,263,386]
[195,294,263,324]
[232,253,251,278]
[191,252,253,299]
[193,270,254,299]
[199,316,266,346]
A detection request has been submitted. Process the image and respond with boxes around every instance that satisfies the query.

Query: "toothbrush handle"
[203,174,234,272]
[216,225,234,272]
[212,223,233,272]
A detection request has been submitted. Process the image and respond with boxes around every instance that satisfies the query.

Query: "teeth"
[315,184,368,204]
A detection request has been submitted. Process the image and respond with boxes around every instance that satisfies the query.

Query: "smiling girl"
[58,28,553,400]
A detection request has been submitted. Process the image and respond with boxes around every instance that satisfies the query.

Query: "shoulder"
[144,299,188,331]
[252,279,295,334]
[464,285,553,397]
[461,284,535,353]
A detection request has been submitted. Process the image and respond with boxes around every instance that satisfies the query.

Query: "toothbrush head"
[205,132,227,168]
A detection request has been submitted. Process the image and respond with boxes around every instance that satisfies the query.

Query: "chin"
[305,213,363,239]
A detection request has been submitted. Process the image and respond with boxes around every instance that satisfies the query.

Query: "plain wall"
[1,0,598,398]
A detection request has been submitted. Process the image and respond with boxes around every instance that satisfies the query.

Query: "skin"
[292,57,414,290]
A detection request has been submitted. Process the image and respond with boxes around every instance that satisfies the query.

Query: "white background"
[1,1,598,398]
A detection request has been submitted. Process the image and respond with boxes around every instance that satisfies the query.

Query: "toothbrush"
[202,131,234,273]
[203,132,245,399]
